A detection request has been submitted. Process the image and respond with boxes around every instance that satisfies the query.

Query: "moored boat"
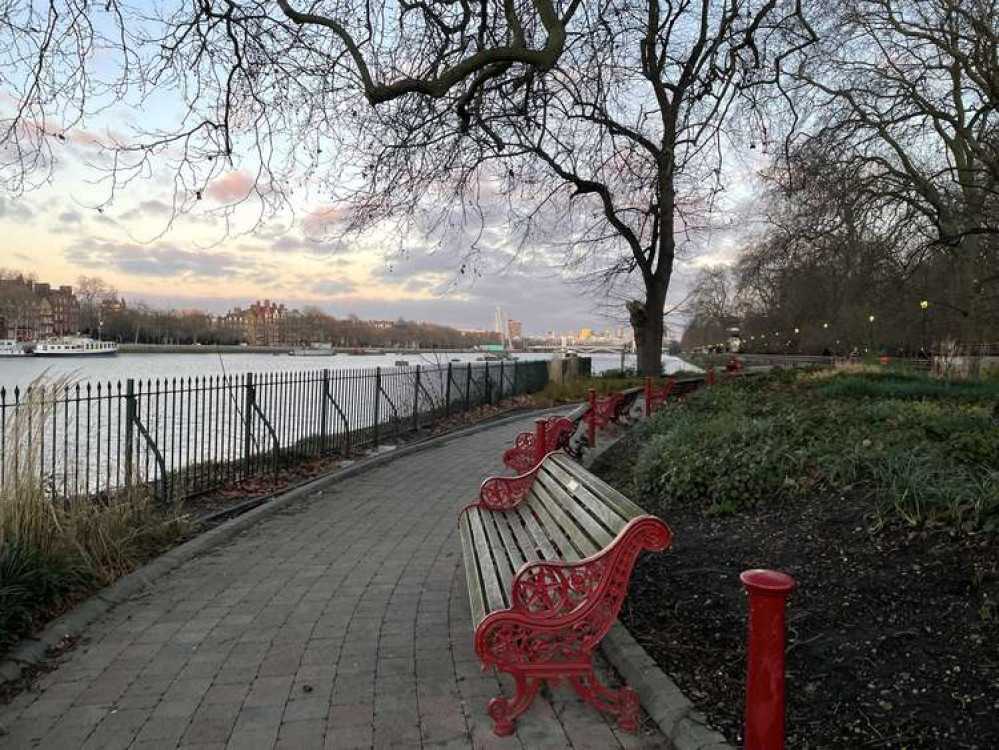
[0,340,27,357]
[33,337,118,357]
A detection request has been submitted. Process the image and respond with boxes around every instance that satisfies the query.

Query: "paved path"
[0,414,667,750]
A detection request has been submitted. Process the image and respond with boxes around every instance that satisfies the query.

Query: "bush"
[0,376,190,650]
[633,371,999,531]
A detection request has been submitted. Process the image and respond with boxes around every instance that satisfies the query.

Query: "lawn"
[593,367,998,749]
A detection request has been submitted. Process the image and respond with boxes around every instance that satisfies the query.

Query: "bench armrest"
[509,516,672,620]
[474,462,543,511]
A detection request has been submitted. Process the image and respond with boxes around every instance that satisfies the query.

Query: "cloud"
[0,197,34,222]
[309,278,357,296]
[120,199,173,220]
[65,240,246,279]
[58,210,83,224]
[303,204,346,235]
[204,171,255,203]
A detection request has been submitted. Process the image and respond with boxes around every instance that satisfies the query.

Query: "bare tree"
[0,0,808,374]
[775,0,999,336]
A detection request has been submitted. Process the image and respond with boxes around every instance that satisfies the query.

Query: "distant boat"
[395,360,410,367]
[33,337,118,357]
[290,343,336,356]
[0,340,27,357]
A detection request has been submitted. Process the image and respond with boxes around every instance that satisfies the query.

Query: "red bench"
[502,415,579,473]
[643,377,676,414]
[458,452,672,735]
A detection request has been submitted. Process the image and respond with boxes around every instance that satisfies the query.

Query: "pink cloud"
[303,204,346,235]
[205,171,255,203]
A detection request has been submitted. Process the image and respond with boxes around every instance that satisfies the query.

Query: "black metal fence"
[0,359,553,505]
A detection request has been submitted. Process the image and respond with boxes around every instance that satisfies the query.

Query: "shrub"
[633,372,999,531]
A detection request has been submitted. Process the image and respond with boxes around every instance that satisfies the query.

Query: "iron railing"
[0,360,554,505]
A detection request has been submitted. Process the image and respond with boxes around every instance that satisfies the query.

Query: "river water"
[0,351,694,391]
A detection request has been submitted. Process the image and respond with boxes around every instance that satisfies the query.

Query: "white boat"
[0,340,27,357]
[33,337,118,357]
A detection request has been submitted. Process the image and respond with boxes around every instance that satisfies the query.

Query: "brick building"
[0,277,79,340]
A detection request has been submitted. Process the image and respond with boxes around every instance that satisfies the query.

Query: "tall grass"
[0,376,189,650]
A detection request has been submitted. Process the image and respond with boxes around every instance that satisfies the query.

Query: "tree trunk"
[628,285,666,376]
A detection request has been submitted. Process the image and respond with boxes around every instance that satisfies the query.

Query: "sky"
[0,6,757,338]
[0,142,744,336]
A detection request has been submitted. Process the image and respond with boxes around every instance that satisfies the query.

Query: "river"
[0,351,695,391]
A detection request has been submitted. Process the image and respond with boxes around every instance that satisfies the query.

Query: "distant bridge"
[527,344,633,355]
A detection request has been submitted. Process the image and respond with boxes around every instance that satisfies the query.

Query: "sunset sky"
[0,135,743,335]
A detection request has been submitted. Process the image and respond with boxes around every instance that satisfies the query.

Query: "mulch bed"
[592,442,999,750]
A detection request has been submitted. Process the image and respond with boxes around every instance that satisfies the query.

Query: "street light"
[919,300,929,354]
[868,314,875,351]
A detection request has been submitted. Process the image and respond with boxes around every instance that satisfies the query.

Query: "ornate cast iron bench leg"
[473,517,670,736]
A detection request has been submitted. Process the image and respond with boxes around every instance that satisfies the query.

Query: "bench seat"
[458,452,671,736]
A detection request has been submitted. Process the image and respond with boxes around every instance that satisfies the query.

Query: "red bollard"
[741,569,796,750]
[644,377,652,416]
[707,366,717,386]
[587,388,598,448]
[534,418,548,465]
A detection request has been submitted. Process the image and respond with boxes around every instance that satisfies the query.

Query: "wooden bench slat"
[530,482,603,561]
[551,453,646,519]
[491,509,530,574]
[511,505,559,561]
[469,509,509,615]
[507,507,555,561]
[459,512,487,626]
[540,463,625,537]
[537,468,617,549]
[478,508,519,594]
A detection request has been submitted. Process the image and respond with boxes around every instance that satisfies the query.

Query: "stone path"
[0,414,667,750]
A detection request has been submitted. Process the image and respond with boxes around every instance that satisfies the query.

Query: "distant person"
[822,347,832,357]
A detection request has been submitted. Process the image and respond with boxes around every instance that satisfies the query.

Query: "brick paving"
[0,414,667,750]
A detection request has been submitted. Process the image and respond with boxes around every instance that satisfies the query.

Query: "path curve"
[0,413,666,750]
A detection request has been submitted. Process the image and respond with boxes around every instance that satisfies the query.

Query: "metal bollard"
[587,389,598,448]
[741,569,796,750]
[534,418,548,465]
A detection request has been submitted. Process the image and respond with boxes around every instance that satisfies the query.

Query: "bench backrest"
[521,453,647,563]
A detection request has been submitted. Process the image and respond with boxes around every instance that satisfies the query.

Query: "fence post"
[587,388,598,448]
[485,364,492,406]
[445,362,453,417]
[465,363,472,412]
[243,373,255,476]
[413,365,421,432]
[644,376,652,416]
[741,569,796,750]
[373,367,381,447]
[498,360,504,401]
[124,378,136,487]
[320,369,330,454]
[534,418,548,465]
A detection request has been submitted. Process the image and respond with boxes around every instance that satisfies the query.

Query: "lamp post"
[919,300,929,355]
[868,314,875,352]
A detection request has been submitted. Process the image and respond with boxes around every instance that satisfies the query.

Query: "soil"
[592,438,999,750]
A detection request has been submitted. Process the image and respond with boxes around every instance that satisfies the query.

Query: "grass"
[0,376,190,652]
[632,367,999,532]
[533,370,703,405]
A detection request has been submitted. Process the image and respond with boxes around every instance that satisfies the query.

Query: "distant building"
[507,319,523,341]
[218,300,306,346]
[0,277,79,340]
[578,327,594,341]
